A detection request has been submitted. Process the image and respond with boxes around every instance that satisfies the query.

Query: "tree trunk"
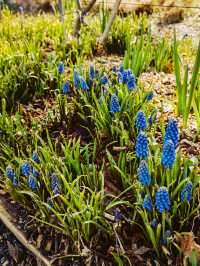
[58,0,64,24]
[99,0,121,44]
[73,0,97,37]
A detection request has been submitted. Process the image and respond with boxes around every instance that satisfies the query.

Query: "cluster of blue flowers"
[118,67,136,91]
[155,187,171,213]
[6,151,40,190]
[162,118,179,169]
[138,160,151,186]
[135,111,147,131]
[58,62,139,115]
[180,181,193,202]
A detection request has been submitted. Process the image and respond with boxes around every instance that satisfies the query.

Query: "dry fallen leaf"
[175,232,200,266]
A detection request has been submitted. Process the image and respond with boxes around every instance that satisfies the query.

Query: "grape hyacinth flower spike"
[73,70,79,89]
[79,76,89,91]
[109,94,120,113]
[143,195,153,212]
[181,181,193,202]
[89,64,95,80]
[164,118,179,147]
[6,166,18,186]
[32,152,40,163]
[21,161,31,177]
[58,62,64,74]
[135,111,147,131]
[28,175,37,190]
[155,187,171,213]
[100,74,109,85]
[62,81,70,94]
[138,160,151,186]
[51,173,60,196]
[135,131,148,159]
[161,140,176,168]
[127,74,136,91]
[148,109,157,125]
[146,91,154,101]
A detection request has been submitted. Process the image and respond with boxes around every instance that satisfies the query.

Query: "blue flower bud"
[21,162,31,177]
[164,118,179,147]
[6,166,18,186]
[114,208,122,222]
[135,111,147,131]
[151,218,158,228]
[146,91,154,101]
[119,66,124,73]
[161,140,176,168]
[51,173,60,196]
[47,197,53,211]
[155,187,171,213]
[180,181,193,202]
[148,109,157,125]
[58,62,64,74]
[109,94,120,113]
[62,81,70,94]
[127,74,136,91]
[127,69,133,79]
[79,76,89,91]
[89,65,95,80]
[100,74,109,85]
[112,66,118,73]
[32,152,40,163]
[161,230,171,245]
[143,195,153,212]
[138,160,151,186]
[135,131,148,159]
[73,70,79,89]
[28,175,37,190]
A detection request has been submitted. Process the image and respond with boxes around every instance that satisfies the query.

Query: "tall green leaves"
[173,31,200,128]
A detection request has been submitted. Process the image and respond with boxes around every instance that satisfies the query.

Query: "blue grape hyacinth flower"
[164,118,179,147]
[127,74,136,91]
[127,69,133,79]
[100,74,109,85]
[161,140,176,168]
[146,91,154,101]
[143,195,153,212]
[58,62,64,74]
[112,66,118,73]
[32,152,40,163]
[155,187,171,213]
[119,65,124,73]
[73,70,79,89]
[21,162,31,177]
[79,76,89,91]
[135,111,147,131]
[6,166,18,186]
[148,109,157,125]
[161,230,171,245]
[89,65,95,80]
[28,175,37,190]
[51,173,60,196]
[109,94,120,113]
[151,218,158,228]
[181,181,193,202]
[62,81,70,94]
[135,131,148,159]
[114,208,122,222]
[138,160,151,186]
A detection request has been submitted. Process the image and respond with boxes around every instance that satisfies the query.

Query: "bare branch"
[99,0,122,44]
[73,0,97,37]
